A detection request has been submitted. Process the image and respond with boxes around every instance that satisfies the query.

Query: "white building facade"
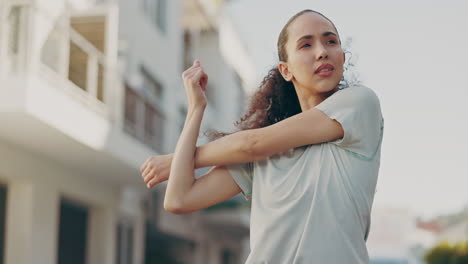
[0,0,251,263]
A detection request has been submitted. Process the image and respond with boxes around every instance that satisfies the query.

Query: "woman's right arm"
[141,130,255,188]
[165,165,242,214]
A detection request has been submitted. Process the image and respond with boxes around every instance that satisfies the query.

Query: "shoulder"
[328,84,381,109]
[336,84,379,101]
[315,84,382,122]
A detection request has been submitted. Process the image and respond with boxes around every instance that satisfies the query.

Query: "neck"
[295,85,338,111]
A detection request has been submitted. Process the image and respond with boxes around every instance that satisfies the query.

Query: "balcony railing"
[3,4,23,74]
[40,12,116,117]
[124,84,166,153]
[2,3,119,120]
[2,3,166,153]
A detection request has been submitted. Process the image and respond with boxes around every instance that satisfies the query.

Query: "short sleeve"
[314,85,384,159]
[225,162,253,200]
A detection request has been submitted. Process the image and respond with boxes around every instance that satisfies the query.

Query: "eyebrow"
[296,32,337,43]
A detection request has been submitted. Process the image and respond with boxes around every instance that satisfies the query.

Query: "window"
[221,248,235,264]
[124,84,138,137]
[58,199,88,264]
[142,0,167,33]
[140,67,163,99]
[140,67,165,152]
[8,6,21,55]
[124,78,165,152]
[156,0,167,33]
[0,184,7,264]
[144,102,165,152]
[144,227,195,264]
[116,219,134,264]
[144,190,160,224]
[183,31,192,69]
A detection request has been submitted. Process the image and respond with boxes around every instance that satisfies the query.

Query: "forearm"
[193,130,254,169]
[165,106,205,209]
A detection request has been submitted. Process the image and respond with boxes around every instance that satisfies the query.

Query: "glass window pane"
[0,185,7,264]
[58,199,88,264]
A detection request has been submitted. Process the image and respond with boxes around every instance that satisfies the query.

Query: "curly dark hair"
[206,9,350,140]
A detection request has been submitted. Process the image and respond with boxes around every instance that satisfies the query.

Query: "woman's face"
[280,12,345,94]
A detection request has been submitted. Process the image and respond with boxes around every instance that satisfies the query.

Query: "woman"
[141,9,384,263]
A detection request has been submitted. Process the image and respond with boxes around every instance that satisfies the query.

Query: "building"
[0,0,251,263]
[366,207,438,264]
[431,206,468,244]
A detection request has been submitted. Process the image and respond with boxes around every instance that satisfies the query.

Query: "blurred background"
[0,0,466,264]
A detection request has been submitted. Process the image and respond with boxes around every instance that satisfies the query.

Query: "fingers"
[140,157,150,173]
[200,72,208,91]
[142,167,158,189]
[191,68,207,88]
[184,66,205,83]
[143,168,155,183]
[140,156,168,189]
[183,59,202,75]
[182,59,205,81]
[140,154,173,189]
[147,176,163,189]
[143,169,167,189]
[142,162,153,180]
[141,157,155,180]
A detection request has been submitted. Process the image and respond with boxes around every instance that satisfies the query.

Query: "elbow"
[164,200,186,215]
[164,206,185,215]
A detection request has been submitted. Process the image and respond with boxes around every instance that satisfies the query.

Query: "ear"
[278,61,293,82]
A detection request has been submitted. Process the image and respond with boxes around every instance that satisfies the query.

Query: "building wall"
[436,220,468,244]
[194,29,246,133]
[0,0,159,263]
[0,0,251,263]
[118,0,183,154]
[0,139,121,264]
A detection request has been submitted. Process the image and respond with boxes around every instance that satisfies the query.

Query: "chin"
[300,78,340,94]
[316,83,339,94]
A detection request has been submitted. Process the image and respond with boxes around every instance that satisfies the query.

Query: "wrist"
[188,104,206,114]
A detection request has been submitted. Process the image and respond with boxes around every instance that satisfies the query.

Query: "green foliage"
[452,242,468,264]
[425,241,468,264]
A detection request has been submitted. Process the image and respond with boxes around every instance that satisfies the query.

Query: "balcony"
[0,2,158,184]
[39,10,115,120]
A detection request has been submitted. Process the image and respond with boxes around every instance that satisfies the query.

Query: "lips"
[314,64,334,74]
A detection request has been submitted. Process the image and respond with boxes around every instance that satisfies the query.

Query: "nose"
[316,44,328,60]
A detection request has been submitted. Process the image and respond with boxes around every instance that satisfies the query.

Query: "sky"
[226,0,468,219]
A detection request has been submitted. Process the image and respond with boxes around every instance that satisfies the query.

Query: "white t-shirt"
[226,85,384,264]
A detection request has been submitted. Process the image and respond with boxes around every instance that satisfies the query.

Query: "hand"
[182,59,208,110]
[140,154,173,189]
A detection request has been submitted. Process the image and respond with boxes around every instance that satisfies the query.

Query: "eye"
[301,43,311,48]
[327,39,337,45]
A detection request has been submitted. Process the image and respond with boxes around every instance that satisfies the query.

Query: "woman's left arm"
[164,59,208,211]
[247,86,381,160]
[246,107,344,159]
